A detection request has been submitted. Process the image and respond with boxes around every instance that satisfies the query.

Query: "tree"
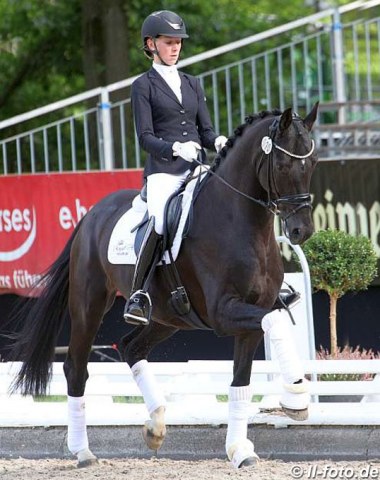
[302,229,378,357]
[0,0,83,118]
[82,0,130,89]
[0,0,361,122]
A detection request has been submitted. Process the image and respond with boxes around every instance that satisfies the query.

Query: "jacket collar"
[148,67,185,107]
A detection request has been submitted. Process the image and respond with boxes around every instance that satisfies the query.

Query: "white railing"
[1,360,380,428]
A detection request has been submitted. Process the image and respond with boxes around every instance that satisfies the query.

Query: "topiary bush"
[301,229,378,357]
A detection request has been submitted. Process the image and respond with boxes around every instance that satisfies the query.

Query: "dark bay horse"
[9,104,319,468]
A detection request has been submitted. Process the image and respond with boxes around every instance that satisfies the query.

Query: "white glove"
[172,141,202,163]
[214,135,228,153]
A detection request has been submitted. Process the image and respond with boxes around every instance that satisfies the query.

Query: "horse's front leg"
[228,331,263,469]
[261,310,310,420]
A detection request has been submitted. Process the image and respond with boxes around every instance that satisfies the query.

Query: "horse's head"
[259,102,319,245]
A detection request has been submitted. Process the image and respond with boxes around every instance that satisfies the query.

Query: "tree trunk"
[82,0,130,89]
[81,0,131,168]
[329,293,339,357]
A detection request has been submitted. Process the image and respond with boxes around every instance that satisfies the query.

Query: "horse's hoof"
[142,425,166,450]
[76,448,98,468]
[281,405,309,421]
[238,456,259,468]
[228,441,259,469]
[77,457,98,468]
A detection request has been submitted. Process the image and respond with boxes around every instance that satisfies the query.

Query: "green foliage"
[0,0,370,122]
[0,0,83,119]
[0,0,320,120]
[302,229,378,298]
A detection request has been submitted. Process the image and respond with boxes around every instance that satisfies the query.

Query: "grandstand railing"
[1,1,379,175]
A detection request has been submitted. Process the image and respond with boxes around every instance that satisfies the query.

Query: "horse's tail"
[9,223,81,397]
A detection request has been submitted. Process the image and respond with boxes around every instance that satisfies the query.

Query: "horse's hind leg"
[261,311,309,420]
[122,321,178,451]
[64,273,114,468]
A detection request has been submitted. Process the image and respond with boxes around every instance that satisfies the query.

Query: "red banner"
[0,170,143,295]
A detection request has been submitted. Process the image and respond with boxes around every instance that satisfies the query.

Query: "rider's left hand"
[215,135,228,153]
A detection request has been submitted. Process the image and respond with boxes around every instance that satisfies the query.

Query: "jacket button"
[180,109,185,114]
[181,121,186,125]
[182,131,188,136]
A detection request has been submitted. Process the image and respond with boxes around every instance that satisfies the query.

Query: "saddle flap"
[164,194,184,251]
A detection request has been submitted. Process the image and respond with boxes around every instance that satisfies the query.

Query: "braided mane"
[211,108,282,171]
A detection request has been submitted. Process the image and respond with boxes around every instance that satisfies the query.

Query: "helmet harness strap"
[148,38,182,66]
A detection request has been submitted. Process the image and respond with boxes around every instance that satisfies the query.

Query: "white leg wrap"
[67,396,89,455]
[226,385,257,468]
[131,359,166,415]
[262,311,304,384]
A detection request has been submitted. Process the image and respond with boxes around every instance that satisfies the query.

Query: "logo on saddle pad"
[107,166,208,265]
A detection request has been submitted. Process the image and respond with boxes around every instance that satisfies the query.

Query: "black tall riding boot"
[123,218,163,326]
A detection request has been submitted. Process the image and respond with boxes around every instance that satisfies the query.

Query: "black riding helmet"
[141,10,189,60]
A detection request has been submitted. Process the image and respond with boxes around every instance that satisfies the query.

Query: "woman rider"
[123,10,228,325]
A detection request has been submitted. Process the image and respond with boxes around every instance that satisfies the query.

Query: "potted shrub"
[301,229,378,357]
[301,229,378,400]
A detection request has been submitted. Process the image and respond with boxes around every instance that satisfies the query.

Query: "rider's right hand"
[172,141,201,163]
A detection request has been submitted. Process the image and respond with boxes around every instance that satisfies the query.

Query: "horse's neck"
[217,148,268,219]
[205,169,274,240]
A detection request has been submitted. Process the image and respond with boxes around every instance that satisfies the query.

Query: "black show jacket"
[131,67,218,176]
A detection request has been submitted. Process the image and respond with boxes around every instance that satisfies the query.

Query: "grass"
[113,396,144,403]
[34,395,67,402]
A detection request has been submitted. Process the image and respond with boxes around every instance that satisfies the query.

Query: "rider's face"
[148,36,182,65]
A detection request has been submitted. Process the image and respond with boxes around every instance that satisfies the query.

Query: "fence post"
[332,8,346,124]
[99,88,114,170]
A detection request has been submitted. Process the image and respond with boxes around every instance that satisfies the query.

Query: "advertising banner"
[1,159,379,295]
[277,159,380,284]
[0,170,143,295]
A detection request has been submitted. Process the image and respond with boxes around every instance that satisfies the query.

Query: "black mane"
[211,109,282,171]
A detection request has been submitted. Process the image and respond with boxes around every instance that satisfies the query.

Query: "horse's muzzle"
[282,213,314,245]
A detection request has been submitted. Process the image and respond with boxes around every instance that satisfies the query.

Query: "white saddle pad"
[107,165,209,265]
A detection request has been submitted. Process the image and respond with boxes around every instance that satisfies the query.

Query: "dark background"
[1,287,379,362]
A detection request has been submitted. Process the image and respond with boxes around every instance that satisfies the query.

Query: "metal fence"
[1,1,380,175]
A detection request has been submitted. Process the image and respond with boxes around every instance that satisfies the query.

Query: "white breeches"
[147,170,190,234]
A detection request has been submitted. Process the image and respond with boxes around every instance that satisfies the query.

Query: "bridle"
[261,117,315,223]
[196,115,315,234]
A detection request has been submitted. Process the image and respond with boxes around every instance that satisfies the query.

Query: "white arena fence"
[1,360,380,428]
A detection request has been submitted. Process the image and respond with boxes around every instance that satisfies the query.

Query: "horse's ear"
[279,108,293,132]
[304,101,319,131]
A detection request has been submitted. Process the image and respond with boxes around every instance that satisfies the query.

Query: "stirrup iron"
[124,290,152,326]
